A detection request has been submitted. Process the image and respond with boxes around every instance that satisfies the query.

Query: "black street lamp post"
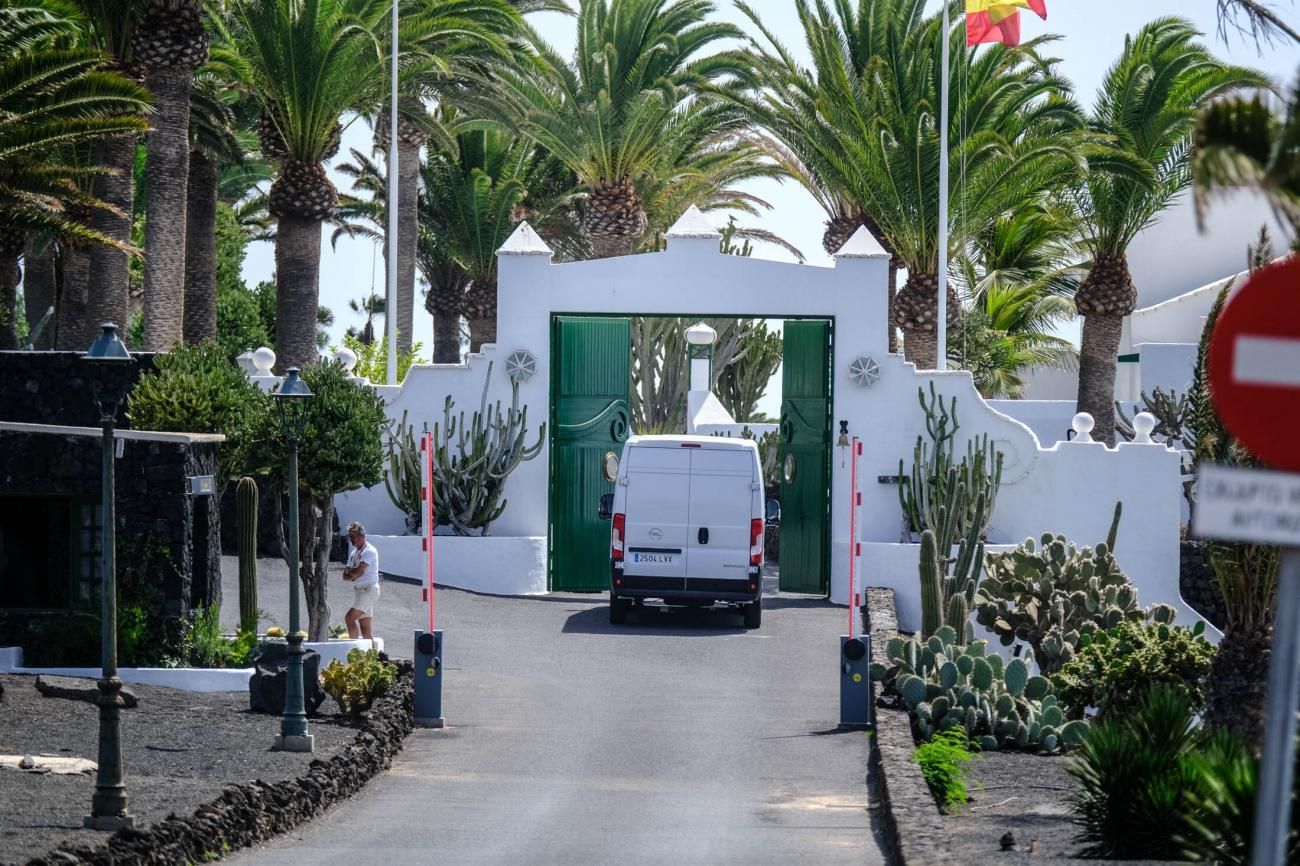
[273,367,314,752]
[83,323,136,831]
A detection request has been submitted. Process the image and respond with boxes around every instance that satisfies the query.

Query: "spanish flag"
[965,0,1048,46]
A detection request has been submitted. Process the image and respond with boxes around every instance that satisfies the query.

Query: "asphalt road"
[220,559,885,865]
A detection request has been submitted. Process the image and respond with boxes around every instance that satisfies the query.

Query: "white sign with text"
[1195,464,1300,546]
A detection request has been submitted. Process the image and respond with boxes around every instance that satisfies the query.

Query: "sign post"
[1196,258,1300,866]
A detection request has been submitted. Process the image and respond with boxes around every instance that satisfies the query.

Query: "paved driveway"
[221,560,885,865]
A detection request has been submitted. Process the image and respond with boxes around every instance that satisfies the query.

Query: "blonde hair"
[346,521,366,537]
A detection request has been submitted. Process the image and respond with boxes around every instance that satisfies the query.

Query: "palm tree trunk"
[590,235,634,259]
[141,67,194,350]
[86,134,136,337]
[887,260,898,354]
[395,136,420,355]
[1076,314,1125,446]
[183,148,218,343]
[23,238,56,349]
[468,318,493,353]
[0,229,22,350]
[432,305,460,363]
[56,244,91,349]
[275,214,324,370]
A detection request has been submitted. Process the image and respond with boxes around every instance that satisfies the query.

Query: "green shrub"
[186,603,232,669]
[1069,685,1207,859]
[1052,620,1214,721]
[321,649,396,716]
[340,331,423,385]
[126,342,268,480]
[913,728,980,812]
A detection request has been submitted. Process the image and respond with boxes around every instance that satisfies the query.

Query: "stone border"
[864,588,952,864]
[24,662,416,866]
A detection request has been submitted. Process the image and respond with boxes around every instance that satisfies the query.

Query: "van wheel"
[609,592,629,625]
[743,596,762,629]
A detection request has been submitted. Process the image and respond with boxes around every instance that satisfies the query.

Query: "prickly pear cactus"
[975,503,1176,675]
[870,626,1085,753]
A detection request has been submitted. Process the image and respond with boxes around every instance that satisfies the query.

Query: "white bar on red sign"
[1194,464,1300,546]
[1234,336,1300,388]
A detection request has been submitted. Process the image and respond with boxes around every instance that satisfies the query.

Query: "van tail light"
[750,518,764,566]
[611,513,626,561]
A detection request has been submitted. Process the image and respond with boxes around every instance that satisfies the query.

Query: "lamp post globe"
[82,323,136,831]
[272,367,315,752]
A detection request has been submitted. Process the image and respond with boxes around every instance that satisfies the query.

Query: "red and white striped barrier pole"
[422,431,435,633]
[848,437,861,635]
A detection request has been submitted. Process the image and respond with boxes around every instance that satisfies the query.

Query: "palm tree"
[1216,0,1300,43]
[951,204,1081,397]
[59,0,151,346]
[219,0,387,368]
[181,48,251,344]
[347,292,386,345]
[1192,70,1300,247]
[796,11,1082,369]
[370,0,522,356]
[0,1,150,349]
[468,0,752,258]
[1071,17,1269,444]
[134,0,209,351]
[734,0,928,350]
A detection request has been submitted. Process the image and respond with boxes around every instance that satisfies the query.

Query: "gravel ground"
[0,674,354,866]
[943,752,1178,866]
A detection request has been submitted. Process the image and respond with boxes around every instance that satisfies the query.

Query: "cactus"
[382,410,424,534]
[898,383,1003,542]
[916,487,986,644]
[872,627,1085,753]
[236,476,259,634]
[919,530,944,638]
[976,502,1177,675]
[430,362,546,536]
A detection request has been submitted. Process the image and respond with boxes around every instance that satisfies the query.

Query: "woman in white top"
[342,521,381,640]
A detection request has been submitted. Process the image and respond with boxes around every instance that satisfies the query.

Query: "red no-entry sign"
[1207,257,1300,472]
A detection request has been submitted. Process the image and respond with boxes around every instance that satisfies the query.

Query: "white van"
[599,435,779,629]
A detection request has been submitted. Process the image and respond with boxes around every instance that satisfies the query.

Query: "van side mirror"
[765,500,781,526]
[598,493,614,521]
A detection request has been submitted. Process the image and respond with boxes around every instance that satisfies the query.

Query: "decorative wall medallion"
[505,349,537,383]
[849,355,880,388]
[602,451,620,482]
[783,453,797,484]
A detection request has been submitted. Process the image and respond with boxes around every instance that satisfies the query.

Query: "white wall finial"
[1071,412,1095,443]
[1132,412,1157,444]
[834,225,890,259]
[666,204,722,240]
[252,346,276,375]
[498,221,554,256]
[334,346,359,375]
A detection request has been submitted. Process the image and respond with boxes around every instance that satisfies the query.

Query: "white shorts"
[349,583,380,617]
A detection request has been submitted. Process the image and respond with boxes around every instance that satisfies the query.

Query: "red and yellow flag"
[965,0,1048,46]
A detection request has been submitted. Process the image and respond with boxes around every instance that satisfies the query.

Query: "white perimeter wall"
[333,218,1195,632]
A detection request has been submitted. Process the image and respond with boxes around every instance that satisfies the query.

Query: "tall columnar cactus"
[431,362,546,536]
[236,476,259,634]
[383,410,424,534]
[898,384,1003,541]
[975,502,1176,675]
[871,626,1087,753]
[917,488,986,644]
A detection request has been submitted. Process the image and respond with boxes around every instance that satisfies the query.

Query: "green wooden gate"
[550,316,631,592]
[778,319,832,595]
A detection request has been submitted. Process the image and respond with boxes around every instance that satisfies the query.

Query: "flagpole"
[385,0,399,385]
[936,0,950,371]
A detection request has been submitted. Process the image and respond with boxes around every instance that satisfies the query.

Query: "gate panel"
[778,320,832,594]
[550,317,631,592]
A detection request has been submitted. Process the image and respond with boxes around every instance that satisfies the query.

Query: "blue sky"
[241,0,1299,353]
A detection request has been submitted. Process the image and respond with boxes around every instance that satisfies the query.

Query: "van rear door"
[686,447,756,582]
[622,444,689,579]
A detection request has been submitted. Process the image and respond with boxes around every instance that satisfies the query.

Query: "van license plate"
[632,553,674,565]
